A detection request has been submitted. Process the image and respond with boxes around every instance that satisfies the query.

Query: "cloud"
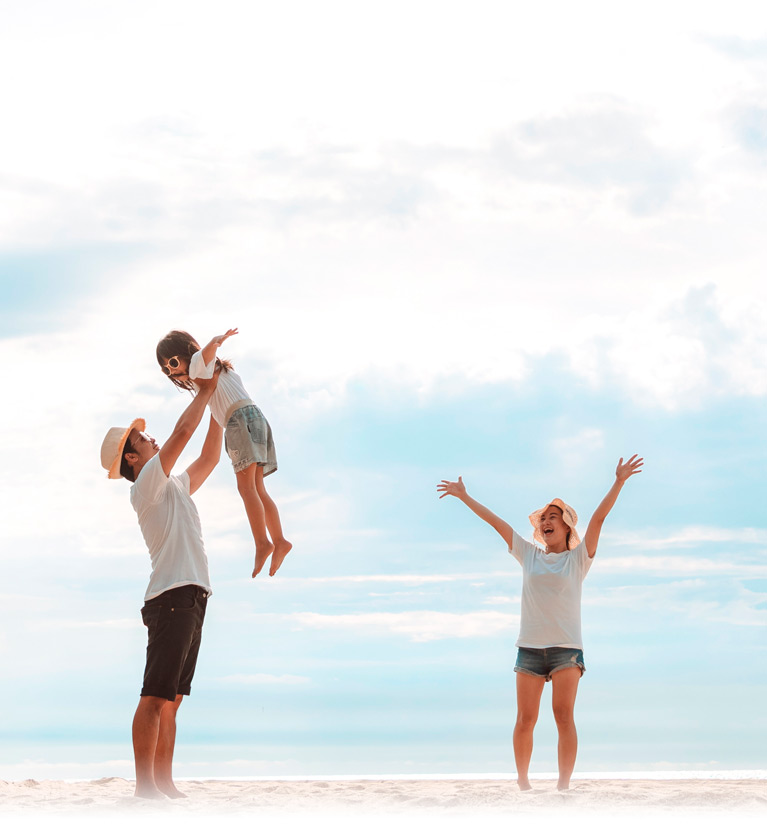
[609,526,767,549]
[288,610,518,642]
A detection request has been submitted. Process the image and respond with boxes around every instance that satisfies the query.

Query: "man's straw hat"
[528,498,580,548]
[100,419,145,479]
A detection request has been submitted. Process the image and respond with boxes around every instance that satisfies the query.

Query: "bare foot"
[517,780,533,792]
[134,784,167,800]
[156,782,187,799]
[252,540,275,577]
[269,539,293,576]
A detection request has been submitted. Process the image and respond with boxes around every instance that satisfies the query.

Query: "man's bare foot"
[269,539,293,576]
[156,782,187,799]
[134,784,167,800]
[517,779,533,792]
[252,540,275,577]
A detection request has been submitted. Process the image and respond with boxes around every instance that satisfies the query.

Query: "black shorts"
[140,585,208,702]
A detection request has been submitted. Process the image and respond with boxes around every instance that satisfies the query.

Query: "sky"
[0,0,765,781]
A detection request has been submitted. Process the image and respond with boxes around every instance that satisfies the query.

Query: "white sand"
[2,776,765,814]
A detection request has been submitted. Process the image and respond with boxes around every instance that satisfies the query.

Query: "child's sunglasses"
[161,356,182,376]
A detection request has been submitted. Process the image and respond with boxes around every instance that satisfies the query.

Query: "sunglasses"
[161,356,183,376]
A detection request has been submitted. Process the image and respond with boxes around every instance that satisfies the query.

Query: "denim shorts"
[225,404,278,476]
[140,585,208,701]
[514,647,585,681]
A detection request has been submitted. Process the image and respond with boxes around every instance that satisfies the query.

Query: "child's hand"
[212,328,238,347]
[616,454,643,483]
[437,476,467,500]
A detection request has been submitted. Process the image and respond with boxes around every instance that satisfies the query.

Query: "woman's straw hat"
[100,419,145,479]
[528,497,580,548]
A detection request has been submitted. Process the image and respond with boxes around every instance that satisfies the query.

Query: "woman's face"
[539,505,571,549]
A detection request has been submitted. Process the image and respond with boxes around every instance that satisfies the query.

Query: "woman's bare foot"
[134,784,167,800]
[269,539,293,576]
[517,778,533,792]
[252,540,275,577]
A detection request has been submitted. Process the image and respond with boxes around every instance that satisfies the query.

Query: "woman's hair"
[156,330,232,392]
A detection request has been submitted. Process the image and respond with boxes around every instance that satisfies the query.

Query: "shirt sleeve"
[189,349,215,380]
[508,530,532,567]
[132,455,169,504]
[575,540,595,578]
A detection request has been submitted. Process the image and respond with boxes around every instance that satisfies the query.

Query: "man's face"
[128,429,160,466]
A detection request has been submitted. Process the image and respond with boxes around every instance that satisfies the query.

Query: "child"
[156,328,292,577]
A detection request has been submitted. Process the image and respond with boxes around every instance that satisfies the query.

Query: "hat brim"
[107,418,146,479]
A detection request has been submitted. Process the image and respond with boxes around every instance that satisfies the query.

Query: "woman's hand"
[437,476,467,500]
[616,454,643,483]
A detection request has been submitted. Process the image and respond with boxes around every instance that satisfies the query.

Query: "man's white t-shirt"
[509,532,594,649]
[130,454,212,602]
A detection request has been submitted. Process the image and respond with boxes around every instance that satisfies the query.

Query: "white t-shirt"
[189,350,251,427]
[130,454,213,601]
[509,532,594,650]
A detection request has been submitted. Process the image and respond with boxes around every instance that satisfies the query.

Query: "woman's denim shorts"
[514,647,585,681]
[225,404,278,475]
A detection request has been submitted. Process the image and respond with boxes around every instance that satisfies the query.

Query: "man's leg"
[132,695,169,799]
[154,694,186,798]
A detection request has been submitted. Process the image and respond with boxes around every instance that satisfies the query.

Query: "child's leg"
[255,465,292,576]
[235,464,274,577]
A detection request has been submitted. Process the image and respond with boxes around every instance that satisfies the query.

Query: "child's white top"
[189,349,251,427]
[509,531,594,650]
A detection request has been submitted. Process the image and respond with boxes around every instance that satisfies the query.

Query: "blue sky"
[0,0,765,780]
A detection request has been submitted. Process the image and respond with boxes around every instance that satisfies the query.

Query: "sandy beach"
[2,776,765,814]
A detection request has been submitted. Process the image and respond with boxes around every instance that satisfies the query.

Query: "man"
[100,372,221,799]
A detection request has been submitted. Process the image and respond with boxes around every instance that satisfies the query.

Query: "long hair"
[156,330,232,393]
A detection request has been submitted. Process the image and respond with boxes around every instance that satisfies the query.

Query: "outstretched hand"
[437,476,467,500]
[616,454,643,483]
[212,328,238,347]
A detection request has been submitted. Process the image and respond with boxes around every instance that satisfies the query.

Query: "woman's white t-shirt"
[130,454,213,601]
[509,532,593,649]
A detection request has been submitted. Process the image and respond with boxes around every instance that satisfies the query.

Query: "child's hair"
[156,330,233,392]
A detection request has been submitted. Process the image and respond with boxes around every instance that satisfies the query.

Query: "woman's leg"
[551,666,581,790]
[513,672,546,790]
[235,464,274,576]
[254,465,292,576]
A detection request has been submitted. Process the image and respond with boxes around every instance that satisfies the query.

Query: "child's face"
[161,355,190,383]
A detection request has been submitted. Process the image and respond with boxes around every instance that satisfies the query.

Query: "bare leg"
[153,694,186,798]
[551,667,581,790]
[255,465,292,576]
[132,695,168,799]
[235,464,274,576]
[513,672,545,791]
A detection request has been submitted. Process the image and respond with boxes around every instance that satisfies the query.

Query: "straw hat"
[100,419,145,479]
[528,497,580,548]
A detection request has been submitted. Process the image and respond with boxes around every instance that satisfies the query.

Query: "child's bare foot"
[269,539,293,576]
[252,540,274,577]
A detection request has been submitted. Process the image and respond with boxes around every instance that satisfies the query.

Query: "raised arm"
[201,328,238,366]
[437,476,515,550]
[583,455,643,558]
[158,371,220,477]
[187,414,224,494]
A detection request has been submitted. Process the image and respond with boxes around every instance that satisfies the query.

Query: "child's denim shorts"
[514,647,585,681]
[224,403,278,476]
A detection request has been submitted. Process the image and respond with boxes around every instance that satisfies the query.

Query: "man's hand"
[437,476,468,500]
[616,455,643,483]
[193,367,221,394]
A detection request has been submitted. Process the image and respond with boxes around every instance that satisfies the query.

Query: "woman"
[437,455,643,791]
